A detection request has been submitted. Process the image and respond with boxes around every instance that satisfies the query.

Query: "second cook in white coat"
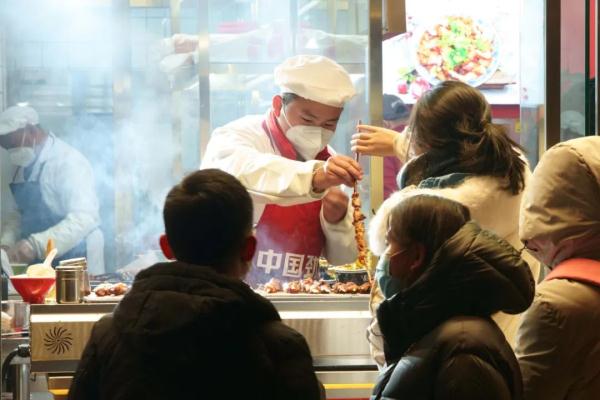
[0,106,104,274]
[201,55,361,288]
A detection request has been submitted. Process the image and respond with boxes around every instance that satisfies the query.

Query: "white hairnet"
[274,55,356,108]
[0,106,39,136]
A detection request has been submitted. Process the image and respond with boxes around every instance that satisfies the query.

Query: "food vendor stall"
[2,2,384,398]
[1,0,592,399]
[4,266,378,398]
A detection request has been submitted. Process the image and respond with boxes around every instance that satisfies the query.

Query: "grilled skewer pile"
[260,277,371,295]
[352,191,368,267]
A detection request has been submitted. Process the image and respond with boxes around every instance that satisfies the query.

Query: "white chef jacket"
[0,133,104,274]
[201,114,358,266]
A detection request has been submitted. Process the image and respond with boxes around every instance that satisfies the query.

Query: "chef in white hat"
[0,105,104,274]
[201,55,361,288]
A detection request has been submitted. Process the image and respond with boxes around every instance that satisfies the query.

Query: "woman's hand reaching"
[351,125,399,157]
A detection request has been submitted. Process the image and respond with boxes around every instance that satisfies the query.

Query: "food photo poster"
[383,0,520,105]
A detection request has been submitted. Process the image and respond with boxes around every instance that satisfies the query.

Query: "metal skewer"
[354,119,361,192]
[352,119,371,282]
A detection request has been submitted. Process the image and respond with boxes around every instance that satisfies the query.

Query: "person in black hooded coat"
[371,194,535,400]
[68,169,323,400]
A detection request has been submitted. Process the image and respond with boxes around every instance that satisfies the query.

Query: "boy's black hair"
[163,169,253,270]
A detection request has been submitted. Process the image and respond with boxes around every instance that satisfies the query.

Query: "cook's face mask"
[281,106,334,161]
[8,130,36,167]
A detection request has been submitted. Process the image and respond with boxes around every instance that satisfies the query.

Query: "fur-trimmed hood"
[369,172,527,256]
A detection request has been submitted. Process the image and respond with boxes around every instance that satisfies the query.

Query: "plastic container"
[10,264,28,275]
[9,276,56,304]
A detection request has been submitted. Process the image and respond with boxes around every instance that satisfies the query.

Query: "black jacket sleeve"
[68,316,112,400]
[261,321,324,400]
[434,354,513,400]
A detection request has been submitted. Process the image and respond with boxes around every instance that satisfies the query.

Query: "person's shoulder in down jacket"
[68,169,322,400]
[69,263,321,400]
[372,316,522,400]
[517,136,600,400]
[371,194,534,400]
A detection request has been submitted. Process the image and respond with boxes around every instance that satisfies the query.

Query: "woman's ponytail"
[460,121,526,194]
[411,81,527,195]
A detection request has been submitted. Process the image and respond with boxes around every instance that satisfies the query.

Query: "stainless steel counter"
[28,295,377,398]
[266,294,374,370]
[29,303,116,373]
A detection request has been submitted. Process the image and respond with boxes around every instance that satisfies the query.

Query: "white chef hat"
[0,105,39,136]
[274,55,356,108]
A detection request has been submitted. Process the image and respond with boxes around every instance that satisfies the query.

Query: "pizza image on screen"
[415,16,499,87]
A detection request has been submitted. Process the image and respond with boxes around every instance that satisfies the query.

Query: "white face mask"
[281,107,334,160]
[8,132,36,167]
[8,146,36,167]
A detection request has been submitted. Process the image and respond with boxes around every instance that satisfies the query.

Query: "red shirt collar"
[546,258,600,287]
[263,110,330,161]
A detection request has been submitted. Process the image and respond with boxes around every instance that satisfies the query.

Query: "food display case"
[28,295,377,399]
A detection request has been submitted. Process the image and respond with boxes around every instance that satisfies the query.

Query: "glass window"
[0,0,372,273]
[519,0,546,167]
[382,0,522,197]
[560,0,591,141]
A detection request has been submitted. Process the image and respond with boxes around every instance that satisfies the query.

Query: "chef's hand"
[351,124,399,157]
[6,239,36,264]
[322,188,350,224]
[312,155,363,192]
[172,34,199,53]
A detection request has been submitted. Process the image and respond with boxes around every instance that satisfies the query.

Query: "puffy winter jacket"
[68,262,322,400]
[371,222,535,400]
[368,154,540,367]
[517,136,600,400]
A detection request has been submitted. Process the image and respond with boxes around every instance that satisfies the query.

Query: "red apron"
[245,111,330,288]
[545,258,600,287]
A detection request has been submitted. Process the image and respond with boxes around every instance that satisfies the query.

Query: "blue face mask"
[375,252,407,299]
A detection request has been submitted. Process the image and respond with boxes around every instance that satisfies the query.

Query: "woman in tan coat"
[517,136,600,400]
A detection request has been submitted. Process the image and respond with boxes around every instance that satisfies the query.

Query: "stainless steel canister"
[55,266,83,304]
[59,258,90,296]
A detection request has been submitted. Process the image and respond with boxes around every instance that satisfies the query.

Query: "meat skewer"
[93,282,129,297]
[352,120,371,282]
[358,282,371,294]
[265,279,370,295]
[284,280,302,294]
[264,278,282,293]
